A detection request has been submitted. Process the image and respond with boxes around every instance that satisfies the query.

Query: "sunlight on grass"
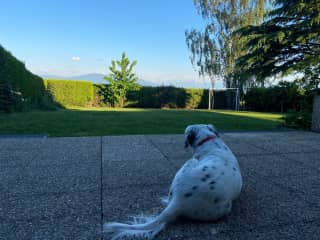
[212,110,285,122]
[66,106,151,112]
[67,106,285,122]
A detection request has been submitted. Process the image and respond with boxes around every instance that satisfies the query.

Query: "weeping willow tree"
[186,0,270,108]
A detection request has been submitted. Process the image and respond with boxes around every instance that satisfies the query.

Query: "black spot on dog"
[210,186,215,190]
[202,166,208,171]
[192,186,198,190]
[224,146,228,150]
[209,180,216,185]
[169,191,172,196]
[201,177,207,182]
[232,167,237,171]
[205,174,211,178]
[221,172,225,175]
[184,193,193,198]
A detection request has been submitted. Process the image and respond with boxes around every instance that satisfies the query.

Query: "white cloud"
[71,56,81,61]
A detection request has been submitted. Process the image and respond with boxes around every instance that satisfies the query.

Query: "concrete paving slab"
[145,135,193,168]
[0,138,46,151]
[0,150,35,167]
[2,137,101,196]
[238,154,319,222]
[4,163,100,196]
[102,184,217,240]
[251,138,319,153]
[284,152,320,170]
[1,131,320,240]
[209,221,320,240]
[224,131,320,154]
[102,171,309,240]
[238,154,315,179]
[102,144,165,162]
[102,135,150,147]
[103,135,165,162]
[1,191,101,240]
[223,140,266,156]
[103,157,176,188]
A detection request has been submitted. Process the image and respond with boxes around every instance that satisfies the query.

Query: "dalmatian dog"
[104,124,242,239]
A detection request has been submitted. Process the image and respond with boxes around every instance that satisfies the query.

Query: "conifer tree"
[237,0,320,88]
[104,52,139,107]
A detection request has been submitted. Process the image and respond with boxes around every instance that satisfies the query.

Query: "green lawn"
[0,107,285,137]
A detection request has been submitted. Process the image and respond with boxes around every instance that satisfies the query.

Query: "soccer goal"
[208,88,240,111]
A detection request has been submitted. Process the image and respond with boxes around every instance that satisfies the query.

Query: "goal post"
[208,87,240,111]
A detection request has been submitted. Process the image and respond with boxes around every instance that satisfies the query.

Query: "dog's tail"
[104,200,179,240]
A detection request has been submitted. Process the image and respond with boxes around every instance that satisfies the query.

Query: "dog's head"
[184,124,220,148]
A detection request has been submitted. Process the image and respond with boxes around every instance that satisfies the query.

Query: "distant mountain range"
[41,73,218,89]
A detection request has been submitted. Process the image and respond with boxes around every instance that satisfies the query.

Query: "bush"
[45,80,94,107]
[284,111,312,130]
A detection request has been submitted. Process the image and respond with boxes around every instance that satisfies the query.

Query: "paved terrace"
[1,131,320,240]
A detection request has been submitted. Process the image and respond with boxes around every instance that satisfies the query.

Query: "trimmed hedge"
[45,80,94,107]
[0,45,51,111]
[244,82,313,113]
[127,86,208,109]
[46,80,239,110]
[93,84,209,109]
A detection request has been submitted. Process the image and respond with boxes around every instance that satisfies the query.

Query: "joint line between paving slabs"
[146,136,178,167]
[100,136,104,239]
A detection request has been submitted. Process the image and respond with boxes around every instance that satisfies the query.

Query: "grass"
[0,107,285,137]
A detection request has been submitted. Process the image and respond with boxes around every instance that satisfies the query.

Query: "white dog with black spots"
[104,124,242,240]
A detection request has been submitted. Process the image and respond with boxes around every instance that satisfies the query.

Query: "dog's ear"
[185,130,196,148]
[207,124,220,137]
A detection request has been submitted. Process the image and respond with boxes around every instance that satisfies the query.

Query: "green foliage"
[214,89,238,110]
[0,44,50,111]
[103,52,139,107]
[186,0,269,89]
[126,86,208,109]
[41,80,209,109]
[237,0,320,86]
[284,111,312,130]
[45,80,94,107]
[244,80,313,112]
[0,78,16,112]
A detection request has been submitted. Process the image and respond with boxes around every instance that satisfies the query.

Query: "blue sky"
[0,0,223,88]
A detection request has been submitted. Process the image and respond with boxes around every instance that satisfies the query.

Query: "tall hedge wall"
[40,79,239,110]
[126,86,208,109]
[244,82,313,113]
[45,80,94,107]
[0,45,49,111]
[92,85,208,109]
